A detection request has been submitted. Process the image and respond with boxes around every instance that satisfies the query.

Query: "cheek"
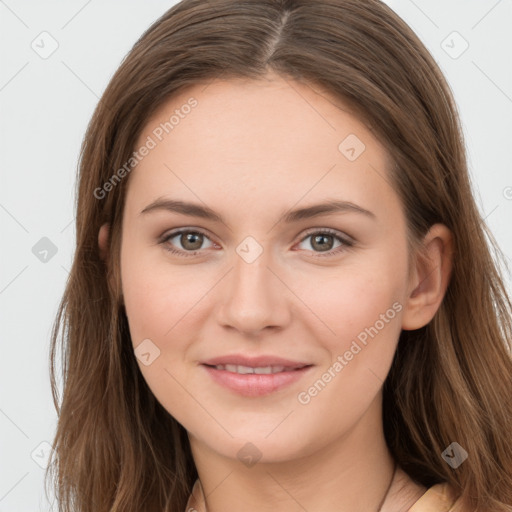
[120,249,204,423]
[291,267,404,438]
[291,254,407,415]
[295,260,405,350]
[120,238,205,344]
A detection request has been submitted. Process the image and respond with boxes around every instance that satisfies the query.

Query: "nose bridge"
[233,240,271,294]
[231,235,276,306]
[217,235,289,333]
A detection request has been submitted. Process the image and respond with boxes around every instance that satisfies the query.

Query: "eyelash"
[158,227,354,258]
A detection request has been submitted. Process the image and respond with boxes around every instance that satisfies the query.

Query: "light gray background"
[1,1,511,510]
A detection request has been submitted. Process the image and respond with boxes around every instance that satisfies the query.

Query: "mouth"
[200,356,313,397]
[206,363,310,374]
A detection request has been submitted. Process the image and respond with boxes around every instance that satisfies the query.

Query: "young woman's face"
[119,73,416,463]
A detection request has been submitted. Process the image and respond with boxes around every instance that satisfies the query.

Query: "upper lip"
[201,354,311,369]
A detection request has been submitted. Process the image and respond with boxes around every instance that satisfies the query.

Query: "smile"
[201,361,313,397]
[210,364,306,374]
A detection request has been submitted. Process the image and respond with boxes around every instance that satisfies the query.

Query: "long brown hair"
[46,0,512,510]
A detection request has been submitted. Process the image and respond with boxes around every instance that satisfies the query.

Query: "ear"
[401,224,453,331]
[98,223,110,261]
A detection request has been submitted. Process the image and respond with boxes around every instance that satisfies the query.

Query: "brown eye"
[160,229,215,256]
[296,229,354,257]
[179,232,204,250]
[310,234,335,252]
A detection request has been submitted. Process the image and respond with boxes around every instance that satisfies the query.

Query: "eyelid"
[158,227,218,253]
[298,226,354,244]
[159,226,213,241]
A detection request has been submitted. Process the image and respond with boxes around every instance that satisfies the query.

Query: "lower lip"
[202,365,313,397]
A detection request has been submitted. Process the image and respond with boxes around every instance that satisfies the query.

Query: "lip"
[200,354,313,397]
[201,354,310,368]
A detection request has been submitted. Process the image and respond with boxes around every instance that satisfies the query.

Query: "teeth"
[254,367,272,374]
[236,365,254,374]
[214,364,290,374]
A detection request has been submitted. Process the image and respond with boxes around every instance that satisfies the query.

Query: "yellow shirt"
[184,479,464,512]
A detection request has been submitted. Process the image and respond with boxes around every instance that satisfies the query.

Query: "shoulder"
[409,482,467,512]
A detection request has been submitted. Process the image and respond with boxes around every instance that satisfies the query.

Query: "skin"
[99,71,453,511]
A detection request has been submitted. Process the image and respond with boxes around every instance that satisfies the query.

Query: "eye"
[158,227,354,258]
[159,229,217,257]
[295,228,354,257]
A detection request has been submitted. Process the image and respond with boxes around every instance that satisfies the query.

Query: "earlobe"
[98,223,110,261]
[401,224,454,331]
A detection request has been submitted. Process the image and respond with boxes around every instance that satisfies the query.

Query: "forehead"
[126,73,399,225]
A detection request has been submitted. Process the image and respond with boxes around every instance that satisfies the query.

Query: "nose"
[216,242,291,337]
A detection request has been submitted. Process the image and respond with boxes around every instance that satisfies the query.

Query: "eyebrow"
[140,198,376,224]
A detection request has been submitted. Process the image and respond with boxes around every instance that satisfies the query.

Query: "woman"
[47,0,512,510]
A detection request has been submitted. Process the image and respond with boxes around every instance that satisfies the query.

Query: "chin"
[189,424,318,466]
